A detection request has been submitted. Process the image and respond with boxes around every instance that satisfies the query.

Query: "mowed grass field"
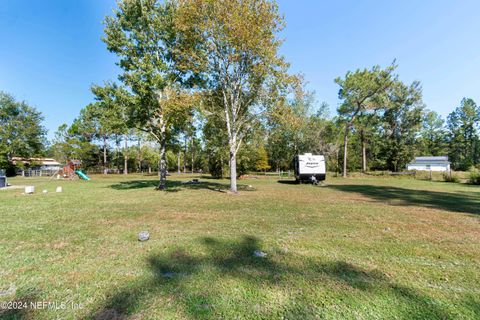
[0,174,479,319]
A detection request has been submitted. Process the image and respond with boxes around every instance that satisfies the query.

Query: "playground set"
[60,160,90,181]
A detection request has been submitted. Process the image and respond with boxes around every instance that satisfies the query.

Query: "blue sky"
[1,0,479,138]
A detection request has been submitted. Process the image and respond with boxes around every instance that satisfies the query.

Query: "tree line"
[1,0,480,190]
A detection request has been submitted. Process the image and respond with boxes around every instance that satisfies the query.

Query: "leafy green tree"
[175,0,289,192]
[380,80,424,171]
[103,0,195,189]
[140,143,160,174]
[256,146,271,172]
[446,98,480,170]
[49,124,73,164]
[49,122,99,169]
[202,113,229,178]
[416,110,447,156]
[358,115,385,171]
[267,90,309,171]
[321,118,343,173]
[335,63,396,177]
[267,81,317,170]
[86,83,130,174]
[0,91,46,172]
[303,104,335,156]
[266,79,337,173]
[354,111,382,172]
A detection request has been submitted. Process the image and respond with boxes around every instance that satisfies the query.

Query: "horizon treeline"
[1,85,479,176]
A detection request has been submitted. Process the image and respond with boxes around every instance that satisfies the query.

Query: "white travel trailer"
[293,153,326,183]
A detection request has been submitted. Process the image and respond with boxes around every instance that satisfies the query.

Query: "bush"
[443,172,459,183]
[5,163,17,177]
[468,168,480,185]
[208,155,225,179]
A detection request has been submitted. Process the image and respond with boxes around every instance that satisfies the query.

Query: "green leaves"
[0,92,47,166]
[103,0,196,138]
[446,98,480,170]
[173,0,288,190]
[335,63,397,120]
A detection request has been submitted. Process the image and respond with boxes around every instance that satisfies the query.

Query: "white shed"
[407,156,450,172]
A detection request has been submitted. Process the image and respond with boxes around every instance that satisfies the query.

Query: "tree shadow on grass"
[87,236,453,320]
[329,184,480,215]
[109,179,253,193]
[277,180,298,185]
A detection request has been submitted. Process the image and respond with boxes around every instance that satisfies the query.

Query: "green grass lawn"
[0,174,479,319]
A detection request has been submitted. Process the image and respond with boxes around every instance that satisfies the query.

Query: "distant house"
[12,157,62,171]
[407,156,450,172]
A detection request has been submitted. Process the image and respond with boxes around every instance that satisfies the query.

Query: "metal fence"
[18,169,59,177]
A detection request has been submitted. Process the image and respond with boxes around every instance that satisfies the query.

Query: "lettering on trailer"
[305,157,319,168]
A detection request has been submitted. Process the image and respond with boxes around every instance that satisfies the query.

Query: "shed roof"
[11,157,61,166]
[408,156,450,165]
[414,156,449,162]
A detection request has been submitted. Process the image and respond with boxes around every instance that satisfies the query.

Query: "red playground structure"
[62,160,87,180]
[62,160,80,180]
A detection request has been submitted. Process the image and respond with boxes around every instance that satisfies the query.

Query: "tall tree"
[202,110,229,178]
[267,81,333,172]
[49,121,99,169]
[267,82,312,170]
[354,111,381,172]
[381,80,424,171]
[446,98,480,170]
[255,146,271,172]
[417,110,447,156]
[103,0,195,189]
[175,0,289,192]
[0,92,46,170]
[335,64,396,177]
[80,83,128,174]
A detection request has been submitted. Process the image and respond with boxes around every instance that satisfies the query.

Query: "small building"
[12,157,62,171]
[407,156,450,172]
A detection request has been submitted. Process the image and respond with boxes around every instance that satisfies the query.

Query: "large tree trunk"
[103,135,108,175]
[361,128,367,173]
[177,150,181,174]
[191,137,194,173]
[223,91,239,192]
[116,136,120,173]
[183,136,187,174]
[124,134,128,175]
[343,124,349,178]
[229,149,237,193]
[220,153,224,178]
[158,136,167,190]
[156,118,168,190]
[137,138,142,173]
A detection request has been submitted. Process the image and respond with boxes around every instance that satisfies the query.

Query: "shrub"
[208,155,225,179]
[468,168,480,185]
[443,172,459,183]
